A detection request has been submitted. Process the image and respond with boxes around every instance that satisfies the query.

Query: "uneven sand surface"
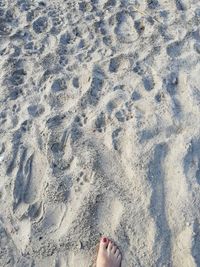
[1,0,200,266]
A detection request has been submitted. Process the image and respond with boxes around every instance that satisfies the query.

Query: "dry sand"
[1,0,200,266]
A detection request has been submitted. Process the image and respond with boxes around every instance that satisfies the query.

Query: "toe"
[115,249,120,257]
[111,245,117,254]
[99,237,109,251]
[107,241,113,252]
[117,254,122,262]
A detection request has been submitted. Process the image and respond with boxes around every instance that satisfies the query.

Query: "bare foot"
[96,237,122,267]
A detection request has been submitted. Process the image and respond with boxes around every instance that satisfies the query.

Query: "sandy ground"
[0,0,200,266]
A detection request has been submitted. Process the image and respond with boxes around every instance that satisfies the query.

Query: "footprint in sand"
[97,196,123,238]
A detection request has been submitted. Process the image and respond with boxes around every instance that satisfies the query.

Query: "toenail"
[102,237,107,243]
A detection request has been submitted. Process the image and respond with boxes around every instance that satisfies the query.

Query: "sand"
[0,0,200,266]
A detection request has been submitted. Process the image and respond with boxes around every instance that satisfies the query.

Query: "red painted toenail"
[102,237,107,243]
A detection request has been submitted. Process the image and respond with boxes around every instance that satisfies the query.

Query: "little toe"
[115,249,120,257]
[117,254,122,262]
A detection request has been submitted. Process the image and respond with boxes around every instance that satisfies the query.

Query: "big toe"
[99,237,109,251]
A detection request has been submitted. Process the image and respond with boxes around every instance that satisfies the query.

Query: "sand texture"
[1,0,200,266]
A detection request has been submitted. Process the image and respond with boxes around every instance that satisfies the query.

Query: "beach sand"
[0,0,200,266]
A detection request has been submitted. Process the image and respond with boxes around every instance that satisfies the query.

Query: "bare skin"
[96,237,122,267]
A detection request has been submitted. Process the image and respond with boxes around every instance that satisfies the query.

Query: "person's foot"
[96,237,122,267]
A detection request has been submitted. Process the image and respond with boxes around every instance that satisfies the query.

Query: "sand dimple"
[1,0,200,266]
[115,11,138,43]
